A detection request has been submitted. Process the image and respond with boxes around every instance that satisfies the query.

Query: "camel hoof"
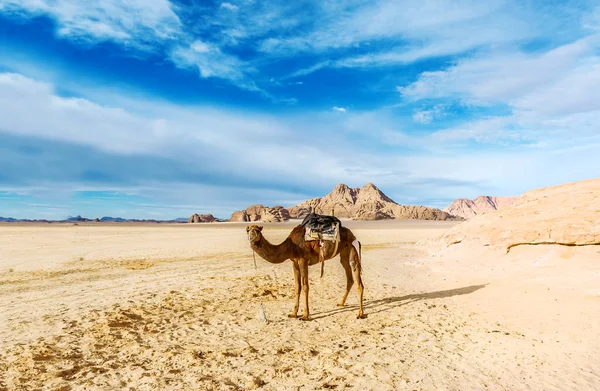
[299,316,311,321]
[357,313,367,319]
[288,314,298,318]
[337,303,345,307]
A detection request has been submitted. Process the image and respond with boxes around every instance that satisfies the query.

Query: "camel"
[246,223,365,320]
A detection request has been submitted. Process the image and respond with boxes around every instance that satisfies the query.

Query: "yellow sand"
[1,220,599,390]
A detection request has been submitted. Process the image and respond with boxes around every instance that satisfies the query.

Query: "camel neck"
[251,234,292,264]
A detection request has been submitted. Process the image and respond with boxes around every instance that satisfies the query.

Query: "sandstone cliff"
[435,178,600,252]
[444,196,517,219]
[229,205,290,223]
[188,213,218,223]
[287,183,458,221]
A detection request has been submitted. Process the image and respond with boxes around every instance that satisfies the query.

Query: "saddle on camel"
[301,212,342,278]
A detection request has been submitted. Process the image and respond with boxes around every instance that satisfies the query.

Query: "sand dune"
[1,214,599,390]
[436,178,600,252]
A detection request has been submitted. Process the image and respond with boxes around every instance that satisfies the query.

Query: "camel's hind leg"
[289,261,301,318]
[299,259,310,321]
[350,240,366,319]
[337,247,354,307]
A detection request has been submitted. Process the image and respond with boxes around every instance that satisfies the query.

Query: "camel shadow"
[311,283,488,320]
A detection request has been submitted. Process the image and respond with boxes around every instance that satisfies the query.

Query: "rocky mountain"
[228,183,460,222]
[229,205,290,222]
[187,213,219,223]
[434,178,600,252]
[444,196,517,219]
[282,183,458,221]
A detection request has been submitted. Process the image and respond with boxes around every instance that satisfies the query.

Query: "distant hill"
[99,216,126,222]
[187,213,219,223]
[229,205,290,222]
[0,216,49,223]
[0,215,186,223]
[229,183,460,222]
[444,196,517,219]
[67,215,91,222]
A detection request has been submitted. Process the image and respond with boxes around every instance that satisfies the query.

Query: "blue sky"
[0,0,599,220]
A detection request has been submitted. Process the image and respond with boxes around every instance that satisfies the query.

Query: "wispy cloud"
[412,104,446,124]
[398,35,600,108]
[272,0,571,77]
[333,106,347,112]
[396,33,600,145]
[0,0,260,89]
[220,2,239,12]
[0,72,354,189]
[3,0,594,96]
[169,40,253,86]
[0,0,182,49]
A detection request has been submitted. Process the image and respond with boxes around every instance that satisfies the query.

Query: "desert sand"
[1,217,599,390]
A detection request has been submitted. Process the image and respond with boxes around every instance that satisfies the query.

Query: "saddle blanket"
[301,213,341,242]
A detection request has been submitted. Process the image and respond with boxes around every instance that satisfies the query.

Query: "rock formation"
[444,196,517,219]
[187,213,218,223]
[229,205,290,223]
[288,183,459,221]
[435,178,600,252]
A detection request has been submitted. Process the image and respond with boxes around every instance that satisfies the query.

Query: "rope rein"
[250,233,269,324]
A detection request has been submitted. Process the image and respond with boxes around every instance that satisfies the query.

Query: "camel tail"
[319,242,325,278]
[352,239,361,261]
[352,239,362,274]
[320,250,324,278]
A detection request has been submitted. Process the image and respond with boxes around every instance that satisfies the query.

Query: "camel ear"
[258,225,263,231]
[245,226,250,232]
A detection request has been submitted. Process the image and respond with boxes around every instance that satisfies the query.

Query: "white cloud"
[515,61,600,116]
[190,40,212,53]
[272,0,584,77]
[412,104,446,124]
[3,0,596,95]
[2,71,600,215]
[395,33,600,145]
[0,72,356,188]
[169,41,257,89]
[220,2,239,11]
[429,117,522,144]
[582,6,600,31]
[0,0,182,50]
[412,111,434,124]
[333,106,347,112]
[264,0,513,52]
[399,35,600,108]
[0,0,257,88]
[207,1,308,48]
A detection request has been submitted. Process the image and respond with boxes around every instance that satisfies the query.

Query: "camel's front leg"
[300,260,310,321]
[288,261,301,318]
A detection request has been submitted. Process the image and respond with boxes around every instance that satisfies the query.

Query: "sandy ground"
[1,220,599,390]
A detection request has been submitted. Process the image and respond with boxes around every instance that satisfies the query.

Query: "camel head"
[246,225,263,244]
